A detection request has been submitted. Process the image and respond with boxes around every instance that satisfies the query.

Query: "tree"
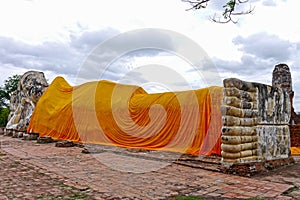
[182,0,254,23]
[0,74,21,108]
[0,107,10,127]
[0,75,21,127]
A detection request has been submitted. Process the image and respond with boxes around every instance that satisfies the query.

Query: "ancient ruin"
[272,64,300,149]
[5,71,48,134]
[221,78,292,171]
[1,64,299,175]
[272,63,300,124]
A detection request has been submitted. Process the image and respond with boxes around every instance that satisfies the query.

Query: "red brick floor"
[0,135,299,199]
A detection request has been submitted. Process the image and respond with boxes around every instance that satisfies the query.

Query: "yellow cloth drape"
[291,147,300,155]
[28,77,223,156]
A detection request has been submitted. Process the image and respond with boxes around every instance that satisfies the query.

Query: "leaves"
[0,74,21,108]
[4,74,21,95]
[0,107,10,127]
[223,0,236,19]
[0,75,20,126]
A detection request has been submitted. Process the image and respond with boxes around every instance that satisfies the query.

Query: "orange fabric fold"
[28,77,223,156]
[291,146,300,155]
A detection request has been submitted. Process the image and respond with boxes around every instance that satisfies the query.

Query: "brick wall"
[290,125,300,147]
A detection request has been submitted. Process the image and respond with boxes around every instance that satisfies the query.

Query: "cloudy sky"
[0,0,299,111]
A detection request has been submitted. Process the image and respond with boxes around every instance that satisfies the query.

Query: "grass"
[67,193,89,200]
[10,161,21,167]
[282,185,299,195]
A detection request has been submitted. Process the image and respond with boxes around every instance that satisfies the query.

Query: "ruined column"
[272,64,296,124]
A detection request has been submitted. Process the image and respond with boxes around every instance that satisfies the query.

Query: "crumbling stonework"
[221,78,291,166]
[5,71,48,131]
[272,64,293,94]
[272,63,300,124]
[272,63,300,148]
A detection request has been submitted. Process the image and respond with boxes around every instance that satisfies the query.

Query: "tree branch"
[182,0,210,11]
[182,0,254,23]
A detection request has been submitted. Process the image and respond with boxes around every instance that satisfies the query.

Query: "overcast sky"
[0,0,299,111]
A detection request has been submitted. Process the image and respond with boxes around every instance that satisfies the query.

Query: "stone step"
[174,159,221,172]
[175,154,222,172]
[178,154,221,165]
[55,140,76,148]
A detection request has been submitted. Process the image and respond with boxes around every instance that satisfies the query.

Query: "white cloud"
[0,0,299,111]
[262,0,277,7]
[233,32,295,61]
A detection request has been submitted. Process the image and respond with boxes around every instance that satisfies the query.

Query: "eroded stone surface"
[55,140,76,147]
[222,78,291,165]
[272,64,293,94]
[272,63,300,125]
[256,125,290,160]
[6,71,48,131]
[271,64,300,148]
[37,136,54,143]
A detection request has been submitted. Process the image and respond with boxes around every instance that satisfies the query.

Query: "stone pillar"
[272,64,296,124]
[221,78,291,166]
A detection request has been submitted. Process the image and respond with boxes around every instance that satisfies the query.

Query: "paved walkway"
[0,135,299,199]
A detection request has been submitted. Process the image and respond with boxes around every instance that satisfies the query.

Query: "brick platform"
[0,135,299,199]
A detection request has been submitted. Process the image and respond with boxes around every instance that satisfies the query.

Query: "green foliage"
[4,74,20,95]
[0,107,10,127]
[223,0,236,19]
[67,193,89,199]
[0,74,21,126]
[0,90,8,108]
[0,74,21,108]
[282,186,299,195]
[224,0,236,10]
